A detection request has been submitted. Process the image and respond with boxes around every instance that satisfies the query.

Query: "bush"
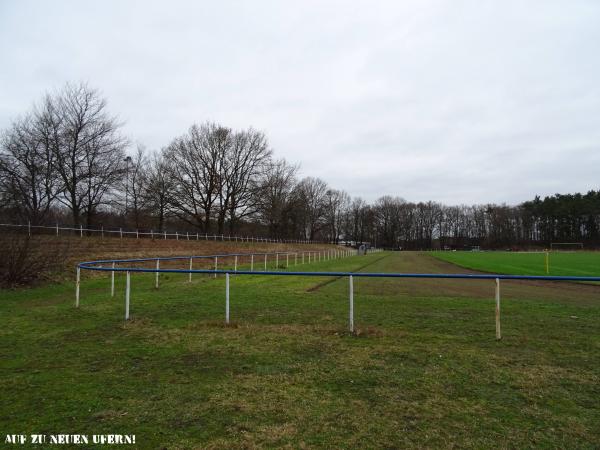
[0,233,69,287]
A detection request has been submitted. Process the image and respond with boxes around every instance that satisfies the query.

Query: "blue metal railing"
[75,250,599,338]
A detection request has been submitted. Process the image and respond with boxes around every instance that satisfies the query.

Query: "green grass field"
[432,250,600,277]
[1,252,599,448]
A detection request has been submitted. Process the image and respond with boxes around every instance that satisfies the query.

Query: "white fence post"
[276,253,279,270]
[495,278,501,340]
[234,255,238,272]
[155,259,160,289]
[111,262,115,297]
[214,256,218,279]
[251,254,254,272]
[189,257,193,282]
[75,267,80,307]
[80,224,83,238]
[225,272,230,324]
[302,252,305,264]
[56,223,59,236]
[101,226,104,239]
[125,271,131,320]
[264,254,267,271]
[349,275,354,333]
[295,253,297,266]
[286,253,289,268]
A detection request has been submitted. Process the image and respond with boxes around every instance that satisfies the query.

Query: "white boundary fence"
[0,222,325,244]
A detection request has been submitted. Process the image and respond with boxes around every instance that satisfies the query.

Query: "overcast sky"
[1,0,599,205]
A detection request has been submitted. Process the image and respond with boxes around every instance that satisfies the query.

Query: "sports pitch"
[432,249,600,277]
[1,251,599,448]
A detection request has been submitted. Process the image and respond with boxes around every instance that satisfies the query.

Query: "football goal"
[550,242,584,251]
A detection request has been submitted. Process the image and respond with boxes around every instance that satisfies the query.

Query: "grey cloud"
[1,0,599,205]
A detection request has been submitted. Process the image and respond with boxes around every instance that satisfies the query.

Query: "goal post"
[550,242,584,252]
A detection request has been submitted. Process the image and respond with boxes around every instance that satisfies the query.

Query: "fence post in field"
[214,257,218,279]
[136,230,139,239]
[189,257,193,282]
[276,253,279,270]
[101,226,104,239]
[251,254,254,271]
[164,231,167,240]
[234,255,238,272]
[495,278,501,340]
[295,253,297,266]
[155,259,160,289]
[111,262,115,297]
[80,224,83,238]
[225,272,230,324]
[56,223,59,236]
[349,275,354,333]
[75,267,80,307]
[286,253,289,268]
[264,254,267,271]
[176,232,179,240]
[120,228,122,239]
[151,229,154,239]
[125,271,131,320]
[302,252,305,264]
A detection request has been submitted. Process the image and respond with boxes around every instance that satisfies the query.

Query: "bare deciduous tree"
[143,150,174,233]
[166,122,229,233]
[323,189,350,243]
[255,158,299,238]
[0,115,60,224]
[219,128,272,234]
[38,82,127,227]
[293,177,329,241]
[122,145,149,228]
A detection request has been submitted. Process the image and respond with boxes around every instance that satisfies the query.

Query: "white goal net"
[550,242,584,251]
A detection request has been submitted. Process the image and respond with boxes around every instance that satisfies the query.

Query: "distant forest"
[1,82,599,249]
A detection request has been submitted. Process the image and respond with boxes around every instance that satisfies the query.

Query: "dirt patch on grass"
[306,253,390,292]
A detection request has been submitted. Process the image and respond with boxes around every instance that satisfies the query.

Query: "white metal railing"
[0,222,328,245]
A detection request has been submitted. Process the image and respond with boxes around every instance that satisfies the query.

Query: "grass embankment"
[1,234,339,285]
[1,252,599,448]
[432,250,600,277]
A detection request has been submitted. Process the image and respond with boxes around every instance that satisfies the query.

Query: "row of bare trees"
[0,83,353,241]
[2,82,599,248]
[0,83,127,227]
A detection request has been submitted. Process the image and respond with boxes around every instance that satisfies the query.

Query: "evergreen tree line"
[1,83,599,248]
